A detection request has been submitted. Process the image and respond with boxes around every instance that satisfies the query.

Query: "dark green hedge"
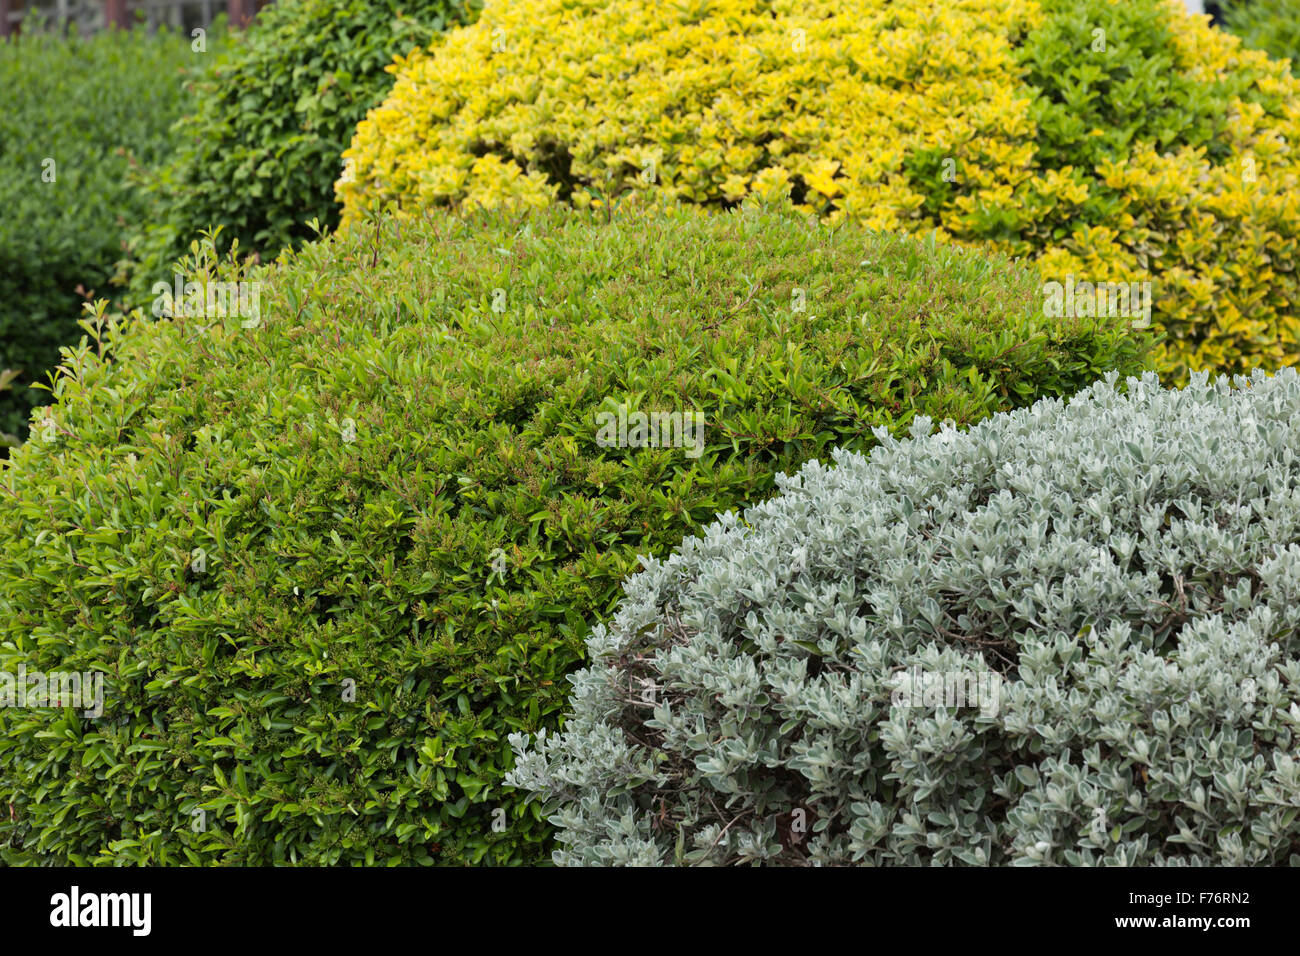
[0,24,211,443]
[0,201,1151,865]
[123,0,479,306]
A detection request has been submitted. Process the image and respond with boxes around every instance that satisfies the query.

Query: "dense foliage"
[1221,0,1300,74]
[0,201,1148,865]
[512,369,1300,866]
[339,0,1300,381]
[123,0,479,306]
[0,24,209,441]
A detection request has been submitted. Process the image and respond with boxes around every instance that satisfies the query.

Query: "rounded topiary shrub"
[0,201,1147,866]
[124,0,479,304]
[339,0,1300,381]
[510,368,1300,866]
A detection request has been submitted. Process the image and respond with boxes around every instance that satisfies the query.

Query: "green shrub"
[0,24,211,442]
[1221,0,1300,74]
[0,201,1149,865]
[511,368,1300,866]
[123,0,479,306]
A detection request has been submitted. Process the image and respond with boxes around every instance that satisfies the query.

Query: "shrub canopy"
[124,0,479,304]
[511,369,1300,866]
[1221,0,1300,75]
[338,0,1300,381]
[0,201,1146,865]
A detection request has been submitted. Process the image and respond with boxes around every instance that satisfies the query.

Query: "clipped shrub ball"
[0,201,1147,865]
[124,0,479,303]
[510,368,1300,866]
[0,25,210,443]
[339,0,1300,381]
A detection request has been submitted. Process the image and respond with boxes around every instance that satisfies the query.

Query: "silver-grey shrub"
[508,370,1300,865]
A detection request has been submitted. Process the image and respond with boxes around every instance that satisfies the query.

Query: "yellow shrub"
[339,0,1300,380]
